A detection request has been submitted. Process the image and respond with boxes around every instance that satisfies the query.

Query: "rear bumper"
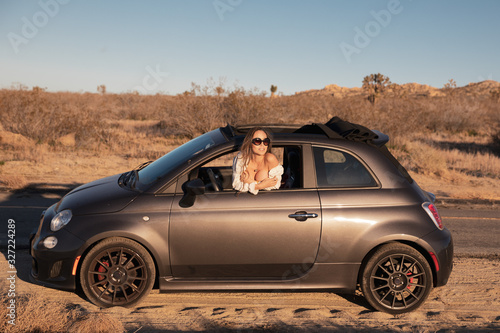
[419,227,454,287]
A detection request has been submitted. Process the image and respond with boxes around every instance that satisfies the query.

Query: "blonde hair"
[240,127,273,166]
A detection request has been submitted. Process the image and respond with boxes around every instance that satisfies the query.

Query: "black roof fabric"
[296,116,380,144]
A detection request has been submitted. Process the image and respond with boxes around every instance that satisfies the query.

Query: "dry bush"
[0,89,105,149]
[2,84,496,145]
[391,140,449,177]
[67,312,124,333]
[1,82,498,187]
[493,130,500,154]
[445,148,500,178]
[0,287,124,333]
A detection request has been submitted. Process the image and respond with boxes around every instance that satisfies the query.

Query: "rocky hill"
[295,80,500,98]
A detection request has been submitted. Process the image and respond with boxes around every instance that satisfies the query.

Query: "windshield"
[137,130,221,186]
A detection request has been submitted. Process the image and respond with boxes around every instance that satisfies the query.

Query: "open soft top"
[222,116,389,147]
[221,117,412,183]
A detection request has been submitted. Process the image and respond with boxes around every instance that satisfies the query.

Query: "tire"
[80,237,155,308]
[361,243,433,314]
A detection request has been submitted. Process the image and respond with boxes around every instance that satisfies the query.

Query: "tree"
[443,79,457,89]
[97,84,106,95]
[362,73,391,105]
[270,85,278,97]
[442,79,458,97]
[215,86,225,97]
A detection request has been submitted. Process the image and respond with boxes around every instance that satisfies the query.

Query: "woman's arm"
[232,153,246,191]
[257,153,283,191]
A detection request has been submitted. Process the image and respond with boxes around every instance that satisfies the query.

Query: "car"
[30,117,453,314]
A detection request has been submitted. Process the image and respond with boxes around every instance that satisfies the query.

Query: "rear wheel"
[361,243,433,314]
[80,237,155,308]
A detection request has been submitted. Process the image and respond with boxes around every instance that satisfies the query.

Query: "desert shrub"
[0,287,124,333]
[0,89,104,148]
[1,82,498,150]
[492,130,500,155]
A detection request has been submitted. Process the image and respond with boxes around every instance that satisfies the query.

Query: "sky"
[1,0,499,95]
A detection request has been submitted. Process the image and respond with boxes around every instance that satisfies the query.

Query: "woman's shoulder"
[265,152,279,166]
[233,151,246,168]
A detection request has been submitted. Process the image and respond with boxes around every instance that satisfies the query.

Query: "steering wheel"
[206,168,220,192]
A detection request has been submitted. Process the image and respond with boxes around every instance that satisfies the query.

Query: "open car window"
[196,146,303,192]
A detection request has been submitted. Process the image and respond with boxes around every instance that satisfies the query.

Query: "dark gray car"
[30,117,453,314]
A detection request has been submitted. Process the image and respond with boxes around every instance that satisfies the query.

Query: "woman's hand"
[240,170,251,183]
[256,176,278,189]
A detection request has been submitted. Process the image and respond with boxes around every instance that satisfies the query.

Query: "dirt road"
[1,250,499,332]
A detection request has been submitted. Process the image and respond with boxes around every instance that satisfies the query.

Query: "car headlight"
[50,210,73,231]
[42,236,58,249]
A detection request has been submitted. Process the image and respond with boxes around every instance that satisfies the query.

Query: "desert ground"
[1,81,499,331]
[1,250,499,332]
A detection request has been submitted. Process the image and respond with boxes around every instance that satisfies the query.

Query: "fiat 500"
[30,117,453,314]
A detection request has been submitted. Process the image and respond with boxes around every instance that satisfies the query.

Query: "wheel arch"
[356,240,438,288]
[74,234,162,291]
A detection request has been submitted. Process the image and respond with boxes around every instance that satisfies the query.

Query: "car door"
[168,146,322,280]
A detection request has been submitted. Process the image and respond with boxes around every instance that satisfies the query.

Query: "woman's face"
[251,130,269,157]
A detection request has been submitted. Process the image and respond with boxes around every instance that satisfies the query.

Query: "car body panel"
[169,188,321,279]
[56,174,138,215]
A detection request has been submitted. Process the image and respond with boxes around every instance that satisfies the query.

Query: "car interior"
[190,146,303,192]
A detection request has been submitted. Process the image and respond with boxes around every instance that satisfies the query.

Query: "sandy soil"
[2,251,499,332]
[1,128,499,331]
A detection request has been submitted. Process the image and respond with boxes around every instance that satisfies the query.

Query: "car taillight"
[422,202,443,230]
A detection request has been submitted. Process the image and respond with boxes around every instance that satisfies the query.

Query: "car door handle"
[288,211,318,222]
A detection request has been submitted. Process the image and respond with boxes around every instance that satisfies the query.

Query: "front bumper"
[30,207,84,291]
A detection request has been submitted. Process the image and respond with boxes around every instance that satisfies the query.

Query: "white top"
[232,152,284,195]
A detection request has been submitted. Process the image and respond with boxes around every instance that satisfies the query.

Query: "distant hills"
[295,80,500,98]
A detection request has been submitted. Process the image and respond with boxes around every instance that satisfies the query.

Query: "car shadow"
[0,182,85,300]
[0,182,80,250]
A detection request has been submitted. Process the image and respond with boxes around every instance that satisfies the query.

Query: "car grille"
[50,261,63,278]
[31,258,39,277]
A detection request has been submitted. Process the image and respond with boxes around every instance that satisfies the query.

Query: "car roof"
[221,117,390,148]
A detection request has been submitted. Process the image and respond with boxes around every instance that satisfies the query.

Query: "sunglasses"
[252,138,271,146]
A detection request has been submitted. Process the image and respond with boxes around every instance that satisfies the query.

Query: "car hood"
[55,174,138,215]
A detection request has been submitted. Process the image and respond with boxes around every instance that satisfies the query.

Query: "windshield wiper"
[131,169,139,189]
[129,161,152,189]
[134,161,152,171]
[119,161,153,189]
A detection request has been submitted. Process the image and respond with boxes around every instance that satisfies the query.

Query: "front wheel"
[361,243,433,314]
[80,237,155,308]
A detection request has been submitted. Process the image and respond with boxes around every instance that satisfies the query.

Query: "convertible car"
[30,117,453,314]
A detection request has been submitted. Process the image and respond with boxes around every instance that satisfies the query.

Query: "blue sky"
[1,0,499,95]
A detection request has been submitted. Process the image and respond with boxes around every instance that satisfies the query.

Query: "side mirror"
[179,179,205,208]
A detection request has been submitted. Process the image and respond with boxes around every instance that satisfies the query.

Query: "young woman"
[232,127,284,195]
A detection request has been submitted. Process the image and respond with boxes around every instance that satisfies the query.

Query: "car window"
[198,146,303,192]
[137,130,220,186]
[313,146,377,188]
